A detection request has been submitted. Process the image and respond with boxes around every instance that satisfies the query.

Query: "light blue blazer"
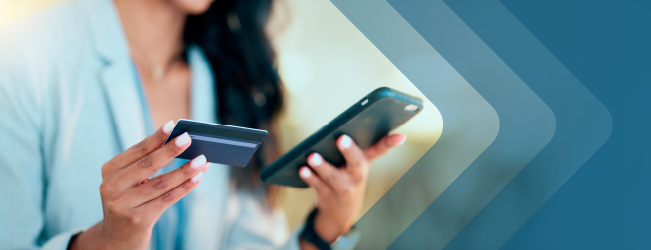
[0,0,301,249]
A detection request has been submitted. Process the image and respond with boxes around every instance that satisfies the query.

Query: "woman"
[0,0,406,249]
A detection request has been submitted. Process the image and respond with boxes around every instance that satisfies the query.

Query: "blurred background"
[0,0,442,230]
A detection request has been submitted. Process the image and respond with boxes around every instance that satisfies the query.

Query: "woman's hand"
[299,134,406,244]
[69,121,210,250]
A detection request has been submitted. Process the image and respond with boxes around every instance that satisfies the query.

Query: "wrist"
[313,212,349,243]
[69,221,107,250]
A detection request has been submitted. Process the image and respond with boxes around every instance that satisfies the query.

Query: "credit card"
[163,119,267,167]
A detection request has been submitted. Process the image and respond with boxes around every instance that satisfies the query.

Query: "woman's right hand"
[69,121,210,250]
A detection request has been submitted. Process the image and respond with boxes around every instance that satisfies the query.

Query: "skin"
[69,125,209,249]
[299,133,406,250]
[70,0,406,249]
[115,0,194,128]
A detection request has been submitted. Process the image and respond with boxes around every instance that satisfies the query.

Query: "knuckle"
[180,165,192,177]
[101,163,110,175]
[134,139,149,154]
[138,154,154,169]
[327,174,337,185]
[165,143,181,155]
[127,212,143,225]
[352,159,364,168]
[180,180,193,190]
[156,129,167,140]
[150,178,167,191]
[106,200,121,213]
[99,182,113,196]
[160,190,175,203]
[341,185,354,195]
[352,174,364,184]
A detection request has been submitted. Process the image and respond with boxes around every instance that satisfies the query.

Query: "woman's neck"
[114,0,186,66]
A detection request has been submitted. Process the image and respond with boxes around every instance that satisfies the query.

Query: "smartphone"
[260,87,423,188]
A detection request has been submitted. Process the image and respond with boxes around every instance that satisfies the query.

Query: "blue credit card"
[163,119,267,167]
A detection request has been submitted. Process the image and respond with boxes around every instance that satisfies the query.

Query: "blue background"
[499,0,650,248]
[332,0,650,248]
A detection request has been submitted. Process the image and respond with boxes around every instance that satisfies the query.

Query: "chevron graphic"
[329,0,612,249]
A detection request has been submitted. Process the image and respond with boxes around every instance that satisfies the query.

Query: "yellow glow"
[0,0,69,27]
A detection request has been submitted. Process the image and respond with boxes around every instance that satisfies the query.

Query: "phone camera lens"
[405,104,419,112]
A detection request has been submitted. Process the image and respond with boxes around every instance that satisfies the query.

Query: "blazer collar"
[81,0,147,151]
[82,0,130,63]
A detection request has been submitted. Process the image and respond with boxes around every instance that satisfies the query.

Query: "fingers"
[306,153,339,186]
[124,155,209,207]
[299,166,328,192]
[102,120,175,177]
[302,134,407,194]
[114,132,192,189]
[305,153,354,194]
[337,135,367,177]
[364,134,406,161]
[138,173,203,217]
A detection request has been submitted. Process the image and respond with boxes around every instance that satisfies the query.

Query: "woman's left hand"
[299,133,407,243]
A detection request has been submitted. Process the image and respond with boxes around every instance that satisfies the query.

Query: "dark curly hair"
[183,0,283,197]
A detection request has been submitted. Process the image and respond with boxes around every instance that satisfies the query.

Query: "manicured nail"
[175,132,191,147]
[162,120,175,134]
[397,136,407,146]
[191,171,203,183]
[191,155,206,169]
[309,153,323,167]
[300,167,312,178]
[339,134,352,149]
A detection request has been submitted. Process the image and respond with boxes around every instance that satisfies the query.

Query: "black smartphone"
[260,87,423,188]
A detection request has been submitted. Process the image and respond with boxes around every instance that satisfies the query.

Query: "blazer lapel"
[99,61,148,150]
[82,0,147,150]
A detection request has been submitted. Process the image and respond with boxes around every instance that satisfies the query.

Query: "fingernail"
[300,167,312,178]
[191,155,206,169]
[162,120,175,134]
[397,136,407,146]
[175,132,191,147]
[191,171,203,183]
[309,153,323,166]
[339,134,352,149]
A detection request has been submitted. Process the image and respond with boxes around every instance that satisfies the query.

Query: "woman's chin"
[172,0,214,15]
